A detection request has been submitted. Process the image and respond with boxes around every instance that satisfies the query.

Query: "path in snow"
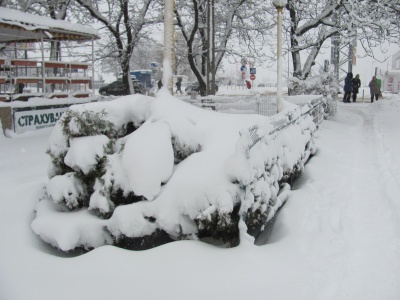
[273,99,400,299]
[2,98,400,300]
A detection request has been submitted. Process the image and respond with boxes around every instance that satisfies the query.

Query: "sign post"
[240,65,247,81]
[250,74,256,89]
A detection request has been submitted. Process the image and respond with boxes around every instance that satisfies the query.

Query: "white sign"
[387,76,394,91]
[14,107,68,134]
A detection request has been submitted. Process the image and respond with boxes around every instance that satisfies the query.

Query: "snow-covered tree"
[283,0,400,82]
[130,40,163,72]
[174,0,274,95]
[74,0,162,94]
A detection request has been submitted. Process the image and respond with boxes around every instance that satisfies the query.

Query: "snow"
[65,135,110,175]
[46,172,86,209]
[122,120,174,200]
[0,7,99,38]
[31,199,113,251]
[1,92,400,299]
[0,95,97,109]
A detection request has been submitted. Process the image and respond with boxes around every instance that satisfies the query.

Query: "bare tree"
[130,39,163,72]
[284,0,400,82]
[74,0,161,94]
[174,0,274,95]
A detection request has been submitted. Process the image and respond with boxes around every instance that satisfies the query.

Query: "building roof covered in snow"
[0,7,99,43]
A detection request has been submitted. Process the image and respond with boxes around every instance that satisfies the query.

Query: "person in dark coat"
[18,83,25,94]
[175,79,183,95]
[343,72,353,103]
[368,76,380,102]
[352,74,361,102]
[157,79,163,90]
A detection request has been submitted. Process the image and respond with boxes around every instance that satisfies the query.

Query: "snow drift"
[31,91,320,251]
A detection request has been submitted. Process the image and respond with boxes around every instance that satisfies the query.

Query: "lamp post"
[163,0,175,94]
[273,0,287,113]
[371,61,376,77]
[206,0,216,95]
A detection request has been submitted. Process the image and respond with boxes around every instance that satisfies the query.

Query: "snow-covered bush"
[225,106,317,235]
[172,136,202,164]
[32,92,320,252]
[289,68,338,117]
[47,172,88,209]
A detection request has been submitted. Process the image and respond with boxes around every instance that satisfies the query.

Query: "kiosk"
[0,8,99,134]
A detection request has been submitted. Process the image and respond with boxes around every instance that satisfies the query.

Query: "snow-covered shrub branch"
[32,93,320,252]
[171,136,202,164]
[225,107,317,235]
[289,68,338,117]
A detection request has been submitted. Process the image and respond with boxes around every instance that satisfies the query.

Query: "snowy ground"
[1,93,400,300]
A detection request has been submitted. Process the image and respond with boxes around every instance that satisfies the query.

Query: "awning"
[0,8,99,43]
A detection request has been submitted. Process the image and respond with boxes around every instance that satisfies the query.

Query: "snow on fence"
[182,95,324,123]
[182,95,277,116]
[248,97,324,150]
[228,97,324,240]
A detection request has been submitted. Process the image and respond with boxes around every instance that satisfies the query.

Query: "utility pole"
[331,33,340,83]
[163,0,175,94]
[206,0,216,95]
[273,0,287,113]
[348,42,354,73]
[347,24,356,74]
[211,0,215,95]
[331,10,356,84]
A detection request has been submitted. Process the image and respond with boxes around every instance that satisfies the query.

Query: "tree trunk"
[121,56,131,95]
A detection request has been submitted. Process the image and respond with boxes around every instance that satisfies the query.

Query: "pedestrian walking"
[157,79,163,90]
[368,76,380,102]
[352,74,361,102]
[245,80,251,89]
[343,72,353,103]
[175,79,183,95]
[17,83,25,94]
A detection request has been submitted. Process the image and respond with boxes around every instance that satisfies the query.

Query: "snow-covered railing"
[0,58,93,101]
[272,97,324,131]
[249,97,324,149]
[183,95,324,119]
[224,97,321,243]
[183,95,277,116]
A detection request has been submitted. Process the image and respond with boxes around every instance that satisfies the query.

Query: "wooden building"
[0,7,99,102]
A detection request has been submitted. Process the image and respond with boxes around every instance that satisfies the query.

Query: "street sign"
[250,74,256,80]
[240,65,247,72]
[250,68,256,74]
